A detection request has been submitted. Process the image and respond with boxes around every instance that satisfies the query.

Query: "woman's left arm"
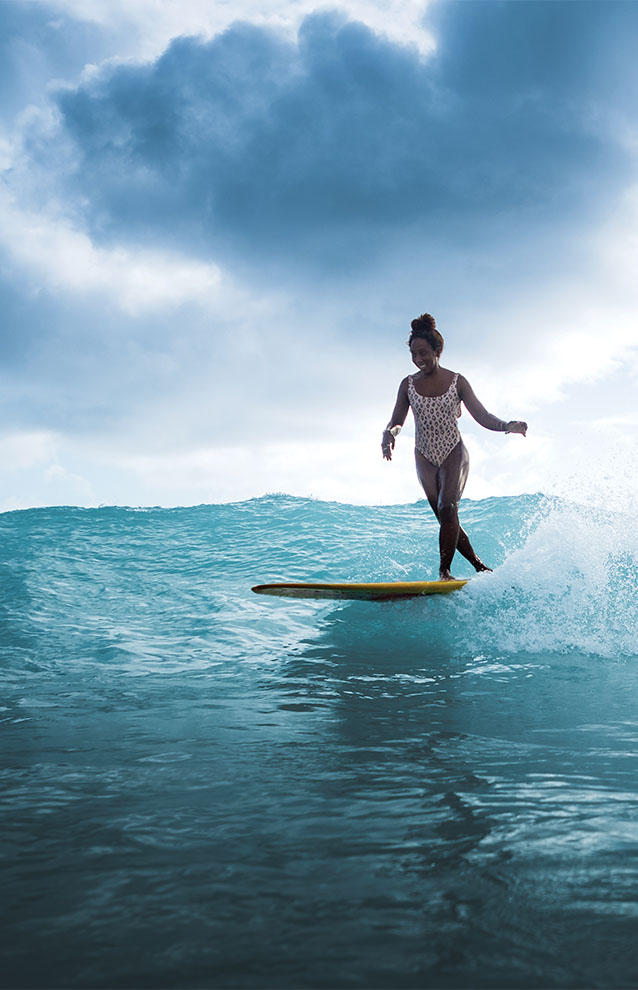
[457,375,527,436]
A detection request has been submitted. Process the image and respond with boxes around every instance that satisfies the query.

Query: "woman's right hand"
[381,429,395,460]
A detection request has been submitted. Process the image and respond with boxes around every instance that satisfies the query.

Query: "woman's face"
[410,337,440,375]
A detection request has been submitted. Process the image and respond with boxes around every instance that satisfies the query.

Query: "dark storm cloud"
[23,2,638,268]
[430,0,638,107]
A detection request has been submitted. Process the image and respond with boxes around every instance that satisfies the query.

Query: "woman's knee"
[437,499,459,523]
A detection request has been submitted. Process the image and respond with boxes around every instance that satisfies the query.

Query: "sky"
[1,0,637,510]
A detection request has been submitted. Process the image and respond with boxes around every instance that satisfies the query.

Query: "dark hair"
[408,313,444,355]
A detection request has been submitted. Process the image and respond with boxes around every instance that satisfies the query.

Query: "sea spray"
[453,496,638,658]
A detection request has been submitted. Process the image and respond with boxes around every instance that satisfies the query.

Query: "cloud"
[11,4,634,275]
[0,1,110,124]
[45,0,436,61]
[0,189,221,314]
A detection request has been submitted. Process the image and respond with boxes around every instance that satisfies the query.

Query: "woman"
[382,313,527,581]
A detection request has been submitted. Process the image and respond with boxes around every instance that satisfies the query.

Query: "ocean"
[2,493,638,989]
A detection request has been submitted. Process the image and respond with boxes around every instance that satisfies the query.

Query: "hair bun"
[410,313,437,334]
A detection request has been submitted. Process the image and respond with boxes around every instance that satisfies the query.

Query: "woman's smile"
[410,339,439,374]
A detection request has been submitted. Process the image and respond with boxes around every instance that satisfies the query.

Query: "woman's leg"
[435,443,467,578]
[414,449,442,521]
[437,441,492,578]
[415,445,490,578]
[414,441,490,575]
[415,448,463,577]
[456,527,491,571]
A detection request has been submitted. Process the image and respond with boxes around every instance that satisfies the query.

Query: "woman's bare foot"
[439,569,456,581]
[473,559,492,573]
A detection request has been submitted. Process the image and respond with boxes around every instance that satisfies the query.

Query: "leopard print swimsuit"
[407,373,462,467]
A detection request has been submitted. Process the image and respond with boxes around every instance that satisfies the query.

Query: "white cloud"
[0,429,96,511]
[458,275,638,414]
[0,188,222,313]
[48,0,435,59]
[0,134,12,170]
[0,430,58,471]
[592,183,638,299]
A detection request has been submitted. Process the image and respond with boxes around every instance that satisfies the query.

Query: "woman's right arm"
[382,378,410,461]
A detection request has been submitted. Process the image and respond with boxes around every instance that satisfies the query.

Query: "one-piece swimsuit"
[408,373,461,468]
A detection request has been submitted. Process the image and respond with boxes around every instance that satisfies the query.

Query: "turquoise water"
[2,494,638,989]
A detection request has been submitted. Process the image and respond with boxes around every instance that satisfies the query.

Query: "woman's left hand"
[505,421,527,437]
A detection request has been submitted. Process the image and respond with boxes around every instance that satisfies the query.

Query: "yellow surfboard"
[251,579,468,601]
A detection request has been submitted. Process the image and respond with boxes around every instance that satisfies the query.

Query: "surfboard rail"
[251,579,468,601]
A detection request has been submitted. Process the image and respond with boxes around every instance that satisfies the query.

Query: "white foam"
[458,497,638,658]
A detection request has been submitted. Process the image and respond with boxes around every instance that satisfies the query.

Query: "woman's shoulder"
[437,367,465,383]
[436,367,461,388]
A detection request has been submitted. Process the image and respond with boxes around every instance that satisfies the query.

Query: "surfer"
[382,313,527,580]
